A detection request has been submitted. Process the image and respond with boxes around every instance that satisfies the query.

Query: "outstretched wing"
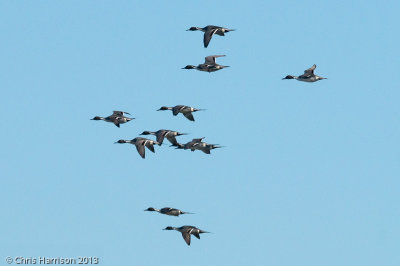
[204,55,225,65]
[145,141,155,153]
[201,148,211,154]
[193,231,201,239]
[183,112,195,121]
[172,105,185,116]
[203,28,218,48]
[135,143,145,159]
[303,64,316,76]
[156,134,166,145]
[181,232,191,246]
[192,137,204,143]
[113,110,130,116]
[112,119,120,128]
[166,135,179,146]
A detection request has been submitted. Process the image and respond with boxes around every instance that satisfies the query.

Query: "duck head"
[140,131,153,135]
[186,27,200,31]
[144,207,156,212]
[163,226,175,230]
[182,65,196,70]
[282,75,295,80]
[91,116,103,120]
[157,106,171,111]
[114,139,127,144]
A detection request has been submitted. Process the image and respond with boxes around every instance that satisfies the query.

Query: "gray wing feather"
[135,143,145,158]
[303,64,316,75]
[203,29,218,48]
[145,142,155,153]
[166,135,179,146]
[183,112,195,121]
[204,55,225,65]
[172,105,185,116]
[181,232,191,245]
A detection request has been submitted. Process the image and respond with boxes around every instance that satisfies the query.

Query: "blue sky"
[1,0,399,265]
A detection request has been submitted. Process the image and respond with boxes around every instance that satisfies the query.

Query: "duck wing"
[145,141,155,153]
[110,117,120,128]
[200,148,211,154]
[203,28,218,48]
[172,105,185,116]
[113,110,130,116]
[192,137,205,143]
[183,112,195,121]
[134,142,146,159]
[193,231,201,239]
[181,231,191,245]
[165,135,179,146]
[204,55,225,65]
[303,64,316,76]
[156,131,167,145]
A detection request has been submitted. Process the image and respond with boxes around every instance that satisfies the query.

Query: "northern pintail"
[187,25,235,48]
[282,64,327,82]
[157,105,205,121]
[145,207,194,216]
[163,226,209,246]
[182,55,229,72]
[140,130,187,146]
[193,142,223,154]
[175,137,205,151]
[91,111,134,128]
[114,137,160,158]
[175,138,222,154]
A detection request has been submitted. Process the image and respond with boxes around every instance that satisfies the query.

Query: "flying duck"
[145,207,194,216]
[186,25,235,48]
[140,130,187,146]
[175,137,205,151]
[115,137,159,158]
[282,64,327,82]
[193,142,223,154]
[182,55,229,72]
[91,111,134,128]
[157,105,204,121]
[163,226,209,246]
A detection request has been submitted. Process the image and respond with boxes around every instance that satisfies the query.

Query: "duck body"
[183,55,229,73]
[164,225,209,245]
[194,142,223,154]
[282,64,327,83]
[187,25,235,47]
[176,137,205,151]
[140,130,187,146]
[91,111,134,127]
[145,207,193,216]
[157,105,204,121]
[176,138,222,154]
[115,137,160,158]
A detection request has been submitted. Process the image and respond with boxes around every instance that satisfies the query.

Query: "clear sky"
[1,0,399,265]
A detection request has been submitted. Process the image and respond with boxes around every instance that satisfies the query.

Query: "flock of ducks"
[91,24,328,246]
